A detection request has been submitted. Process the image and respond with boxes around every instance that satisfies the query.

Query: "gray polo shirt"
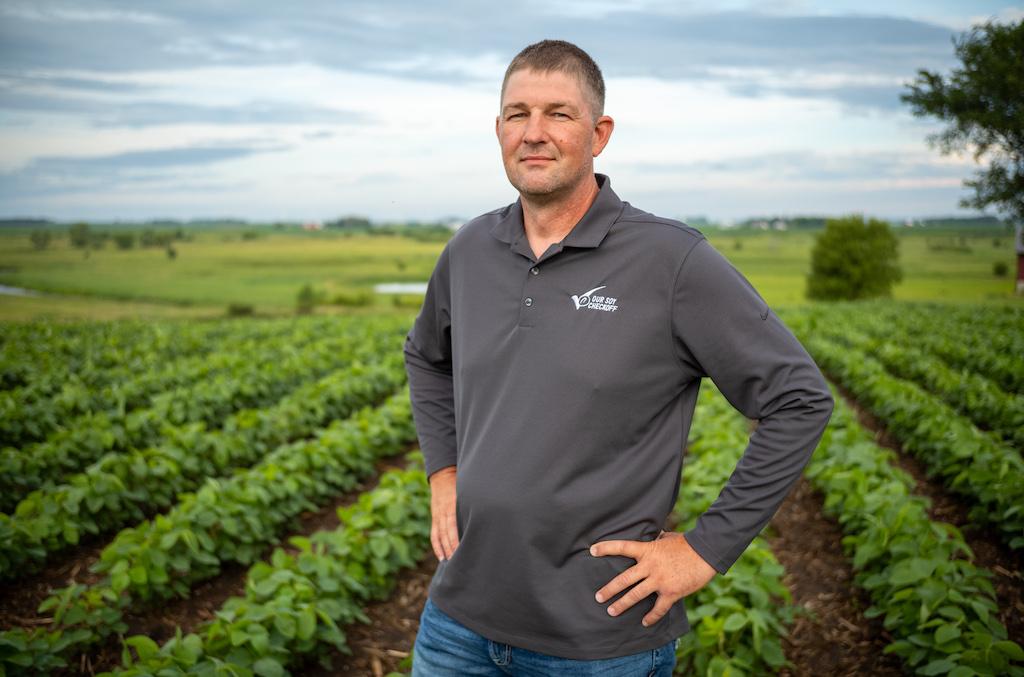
[403,174,833,660]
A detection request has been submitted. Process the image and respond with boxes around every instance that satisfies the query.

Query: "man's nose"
[522,113,546,144]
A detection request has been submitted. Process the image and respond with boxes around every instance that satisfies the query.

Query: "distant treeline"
[2,213,1009,237]
[696,214,1008,233]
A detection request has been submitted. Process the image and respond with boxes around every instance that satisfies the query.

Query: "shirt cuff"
[682,525,730,575]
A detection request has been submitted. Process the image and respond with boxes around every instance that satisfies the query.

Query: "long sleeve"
[404,242,457,478]
[671,238,834,574]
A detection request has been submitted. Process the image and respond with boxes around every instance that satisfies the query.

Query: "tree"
[29,230,51,250]
[113,232,135,250]
[900,18,1024,290]
[806,214,903,301]
[68,222,90,249]
[296,283,316,315]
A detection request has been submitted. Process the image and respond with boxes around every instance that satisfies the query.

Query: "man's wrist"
[429,465,457,484]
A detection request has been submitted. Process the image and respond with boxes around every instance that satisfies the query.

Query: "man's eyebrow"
[501,101,581,113]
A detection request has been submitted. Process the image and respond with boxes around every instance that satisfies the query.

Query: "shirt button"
[530,266,539,275]
[524,297,533,307]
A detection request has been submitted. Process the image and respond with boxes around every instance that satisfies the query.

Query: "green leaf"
[935,623,961,645]
[887,557,937,587]
[761,638,785,667]
[369,535,390,559]
[918,659,957,675]
[253,657,285,677]
[297,607,317,641]
[995,640,1024,661]
[722,612,747,632]
[126,635,160,661]
[274,614,297,639]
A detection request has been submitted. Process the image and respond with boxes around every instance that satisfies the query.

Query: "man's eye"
[507,112,526,119]
[552,112,570,119]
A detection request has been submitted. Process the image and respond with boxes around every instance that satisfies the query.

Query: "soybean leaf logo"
[571,285,606,310]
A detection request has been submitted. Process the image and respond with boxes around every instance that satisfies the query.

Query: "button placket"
[517,260,544,327]
[523,264,539,309]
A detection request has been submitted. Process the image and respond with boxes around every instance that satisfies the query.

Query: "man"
[403,39,834,676]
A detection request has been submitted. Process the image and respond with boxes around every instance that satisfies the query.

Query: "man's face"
[496,68,613,201]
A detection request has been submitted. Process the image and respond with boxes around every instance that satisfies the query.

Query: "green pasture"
[705,229,1018,305]
[0,226,1018,321]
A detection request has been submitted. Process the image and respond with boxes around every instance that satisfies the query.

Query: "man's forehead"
[501,68,588,104]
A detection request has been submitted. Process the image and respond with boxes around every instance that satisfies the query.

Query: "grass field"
[0,226,1019,320]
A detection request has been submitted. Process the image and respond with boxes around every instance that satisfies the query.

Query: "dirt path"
[0,533,127,630]
[768,476,904,676]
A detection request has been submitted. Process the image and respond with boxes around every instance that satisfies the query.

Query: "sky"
[0,1,1021,224]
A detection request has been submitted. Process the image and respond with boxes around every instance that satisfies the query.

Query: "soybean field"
[0,302,1022,676]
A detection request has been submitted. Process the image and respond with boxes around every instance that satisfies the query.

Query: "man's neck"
[520,175,600,257]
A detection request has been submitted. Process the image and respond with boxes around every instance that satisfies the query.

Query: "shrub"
[391,294,424,309]
[331,291,374,307]
[806,214,902,301]
[69,222,90,248]
[296,283,316,314]
[113,232,135,250]
[226,303,254,317]
[993,261,1009,277]
[29,230,51,250]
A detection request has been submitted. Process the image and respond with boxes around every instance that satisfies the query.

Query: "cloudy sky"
[0,1,1020,224]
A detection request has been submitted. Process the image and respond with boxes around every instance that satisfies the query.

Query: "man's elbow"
[811,380,835,425]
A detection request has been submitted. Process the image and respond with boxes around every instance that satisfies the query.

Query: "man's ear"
[495,115,501,142]
[592,115,614,157]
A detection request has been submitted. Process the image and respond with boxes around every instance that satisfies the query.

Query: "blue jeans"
[412,597,678,676]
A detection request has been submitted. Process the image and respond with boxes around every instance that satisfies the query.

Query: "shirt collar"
[489,173,624,251]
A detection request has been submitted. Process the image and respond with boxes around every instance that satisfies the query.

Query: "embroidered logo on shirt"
[570,285,619,312]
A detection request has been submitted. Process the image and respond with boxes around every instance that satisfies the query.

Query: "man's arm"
[672,238,834,575]
[403,242,460,560]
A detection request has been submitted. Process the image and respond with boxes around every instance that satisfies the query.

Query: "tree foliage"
[900,19,1024,224]
[68,222,90,249]
[806,214,902,300]
[29,230,51,251]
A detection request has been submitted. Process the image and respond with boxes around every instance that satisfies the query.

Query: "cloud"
[0,142,288,198]
[0,3,174,25]
[0,3,963,114]
[627,149,974,182]
[0,90,368,127]
[0,71,153,93]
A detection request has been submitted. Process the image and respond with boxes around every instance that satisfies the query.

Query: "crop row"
[791,329,1024,550]
[102,457,432,676]
[799,313,1024,450]
[0,319,228,392]
[808,388,1023,675]
[0,389,419,672]
[672,383,796,675]
[869,301,1024,357]
[0,351,408,579]
[799,302,1024,394]
[0,316,354,448]
[0,319,407,510]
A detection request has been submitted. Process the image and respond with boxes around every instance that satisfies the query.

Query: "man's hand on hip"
[428,466,459,561]
[590,531,717,628]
